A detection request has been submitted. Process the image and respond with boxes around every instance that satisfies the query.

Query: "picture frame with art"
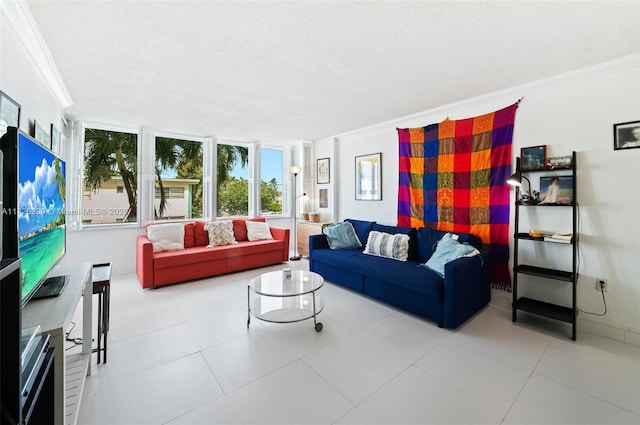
[32,120,50,148]
[316,157,330,184]
[613,120,640,150]
[0,90,21,137]
[319,189,328,208]
[355,152,382,201]
[521,145,546,171]
[539,175,573,205]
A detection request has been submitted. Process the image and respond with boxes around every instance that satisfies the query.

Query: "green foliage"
[261,178,282,213]
[217,177,249,216]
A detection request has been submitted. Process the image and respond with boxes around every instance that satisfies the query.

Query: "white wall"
[313,55,640,341]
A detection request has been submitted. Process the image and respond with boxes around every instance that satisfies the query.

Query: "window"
[155,137,203,220]
[260,148,283,214]
[217,143,249,217]
[82,128,138,225]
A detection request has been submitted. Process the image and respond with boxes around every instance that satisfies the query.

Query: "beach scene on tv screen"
[18,135,66,300]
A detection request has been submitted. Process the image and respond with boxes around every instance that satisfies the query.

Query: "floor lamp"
[290,166,305,261]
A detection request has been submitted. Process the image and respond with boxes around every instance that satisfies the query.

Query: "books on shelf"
[543,233,572,244]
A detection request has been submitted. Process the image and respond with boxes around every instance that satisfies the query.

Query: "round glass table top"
[249,269,324,297]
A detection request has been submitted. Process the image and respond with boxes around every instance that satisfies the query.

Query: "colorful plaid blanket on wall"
[397,102,519,289]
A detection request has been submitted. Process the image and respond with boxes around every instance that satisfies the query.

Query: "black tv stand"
[31,275,69,300]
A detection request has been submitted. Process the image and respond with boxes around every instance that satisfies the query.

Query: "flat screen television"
[1,127,66,305]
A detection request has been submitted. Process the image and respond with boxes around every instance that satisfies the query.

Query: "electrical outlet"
[596,279,608,292]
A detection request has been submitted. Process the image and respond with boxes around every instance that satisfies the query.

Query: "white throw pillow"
[146,223,185,253]
[246,221,273,241]
[205,220,237,247]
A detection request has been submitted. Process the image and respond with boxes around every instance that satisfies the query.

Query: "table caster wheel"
[315,322,323,332]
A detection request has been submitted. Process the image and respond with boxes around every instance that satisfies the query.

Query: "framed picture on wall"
[613,120,640,150]
[0,90,21,137]
[319,189,328,208]
[521,145,546,170]
[32,120,50,148]
[50,123,60,152]
[355,152,382,200]
[317,157,330,184]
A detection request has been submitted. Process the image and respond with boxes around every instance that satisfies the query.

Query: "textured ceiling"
[26,1,640,143]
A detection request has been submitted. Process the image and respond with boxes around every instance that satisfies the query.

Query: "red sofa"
[136,218,290,289]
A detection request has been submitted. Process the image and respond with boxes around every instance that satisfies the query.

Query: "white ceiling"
[26,1,640,143]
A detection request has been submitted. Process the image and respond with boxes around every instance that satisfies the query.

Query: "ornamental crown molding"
[1,0,73,108]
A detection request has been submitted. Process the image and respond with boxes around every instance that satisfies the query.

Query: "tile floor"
[71,260,640,424]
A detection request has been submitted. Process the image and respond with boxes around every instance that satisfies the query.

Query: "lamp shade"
[507,157,522,186]
[290,166,302,175]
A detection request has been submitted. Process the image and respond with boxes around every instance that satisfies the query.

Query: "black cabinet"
[511,151,578,340]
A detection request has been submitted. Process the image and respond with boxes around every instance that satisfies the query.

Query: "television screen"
[17,133,66,303]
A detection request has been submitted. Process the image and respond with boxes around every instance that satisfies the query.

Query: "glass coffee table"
[247,269,324,332]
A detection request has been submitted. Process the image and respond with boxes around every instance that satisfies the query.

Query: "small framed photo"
[33,120,50,148]
[355,152,382,200]
[317,157,330,184]
[546,155,572,170]
[319,189,328,208]
[539,175,573,205]
[613,120,640,150]
[0,90,21,137]
[50,123,60,152]
[521,145,546,171]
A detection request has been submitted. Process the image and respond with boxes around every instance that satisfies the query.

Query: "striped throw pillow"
[363,231,410,261]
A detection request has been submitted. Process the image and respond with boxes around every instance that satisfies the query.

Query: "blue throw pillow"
[323,222,362,250]
[423,233,480,277]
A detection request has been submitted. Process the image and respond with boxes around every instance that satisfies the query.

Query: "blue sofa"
[308,219,490,329]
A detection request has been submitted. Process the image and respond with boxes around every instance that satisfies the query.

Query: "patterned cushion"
[323,222,362,250]
[205,220,238,247]
[363,231,410,261]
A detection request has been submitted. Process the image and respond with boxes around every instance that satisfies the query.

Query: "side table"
[296,221,332,257]
[92,263,112,364]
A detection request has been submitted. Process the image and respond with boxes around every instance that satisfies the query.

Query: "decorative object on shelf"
[308,212,320,223]
[33,120,50,147]
[521,145,546,170]
[507,157,539,204]
[539,175,573,205]
[546,155,572,169]
[0,90,21,137]
[301,212,309,221]
[316,157,330,184]
[355,152,381,200]
[290,166,305,261]
[613,120,640,150]
[319,189,328,208]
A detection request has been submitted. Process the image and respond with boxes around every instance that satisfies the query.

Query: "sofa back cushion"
[416,227,482,263]
[183,222,195,248]
[345,218,376,248]
[232,217,266,242]
[372,223,417,261]
[194,221,209,246]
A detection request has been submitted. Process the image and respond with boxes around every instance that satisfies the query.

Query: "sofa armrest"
[308,233,329,256]
[269,226,290,262]
[442,249,491,328]
[136,235,155,289]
